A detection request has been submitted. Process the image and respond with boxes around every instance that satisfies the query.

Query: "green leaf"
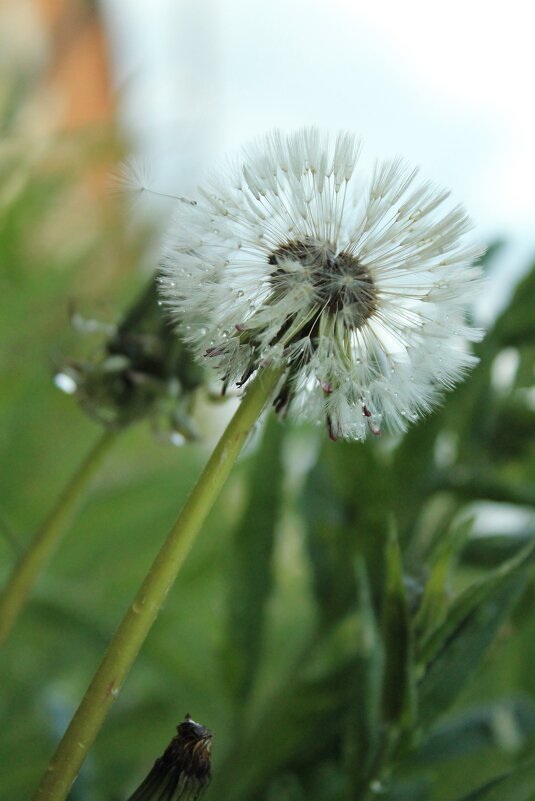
[300,457,357,626]
[225,416,285,703]
[462,531,535,569]
[381,525,415,730]
[418,542,535,728]
[491,260,535,347]
[415,517,474,644]
[414,699,535,764]
[391,414,443,546]
[209,657,355,801]
[455,759,535,800]
[345,559,384,795]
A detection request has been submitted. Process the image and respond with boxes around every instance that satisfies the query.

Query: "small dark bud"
[125,714,213,801]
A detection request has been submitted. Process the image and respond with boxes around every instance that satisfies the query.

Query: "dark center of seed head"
[268,238,377,326]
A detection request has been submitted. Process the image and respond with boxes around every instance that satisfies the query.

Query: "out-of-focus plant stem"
[32,363,283,801]
[0,430,118,649]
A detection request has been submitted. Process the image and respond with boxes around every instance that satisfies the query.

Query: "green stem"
[0,430,118,649]
[32,364,283,801]
[0,510,24,555]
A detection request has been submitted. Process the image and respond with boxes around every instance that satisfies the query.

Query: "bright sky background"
[102,0,534,321]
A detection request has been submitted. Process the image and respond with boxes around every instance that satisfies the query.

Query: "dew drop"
[370,780,386,794]
[237,290,245,298]
[54,373,77,395]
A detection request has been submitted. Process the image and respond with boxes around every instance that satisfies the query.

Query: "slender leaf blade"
[381,525,416,730]
[455,759,535,801]
[226,416,285,703]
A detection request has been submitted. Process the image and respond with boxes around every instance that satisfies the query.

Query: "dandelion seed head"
[160,129,484,440]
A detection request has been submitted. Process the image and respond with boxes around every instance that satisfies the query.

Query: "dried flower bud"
[125,714,212,801]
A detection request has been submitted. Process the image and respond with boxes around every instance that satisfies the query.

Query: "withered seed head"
[126,713,213,801]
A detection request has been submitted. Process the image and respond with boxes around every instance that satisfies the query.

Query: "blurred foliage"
[2,72,535,801]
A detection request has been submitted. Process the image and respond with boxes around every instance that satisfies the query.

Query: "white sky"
[102,0,535,320]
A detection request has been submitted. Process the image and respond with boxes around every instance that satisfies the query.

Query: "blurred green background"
[2,4,535,801]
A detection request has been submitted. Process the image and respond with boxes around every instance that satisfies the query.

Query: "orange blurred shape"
[34,0,115,130]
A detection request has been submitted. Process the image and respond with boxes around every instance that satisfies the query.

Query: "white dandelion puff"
[159,129,485,441]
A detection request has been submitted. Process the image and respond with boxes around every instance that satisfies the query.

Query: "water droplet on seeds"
[54,373,77,395]
[237,290,244,298]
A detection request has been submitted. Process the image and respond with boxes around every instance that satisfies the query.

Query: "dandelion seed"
[111,156,196,209]
[160,129,484,441]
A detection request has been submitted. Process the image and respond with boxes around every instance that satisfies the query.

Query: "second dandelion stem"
[32,363,283,801]
[0,429,118,649]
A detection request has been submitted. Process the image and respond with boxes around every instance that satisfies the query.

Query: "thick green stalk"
[32,364,283,801]
[0,430,118,649]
